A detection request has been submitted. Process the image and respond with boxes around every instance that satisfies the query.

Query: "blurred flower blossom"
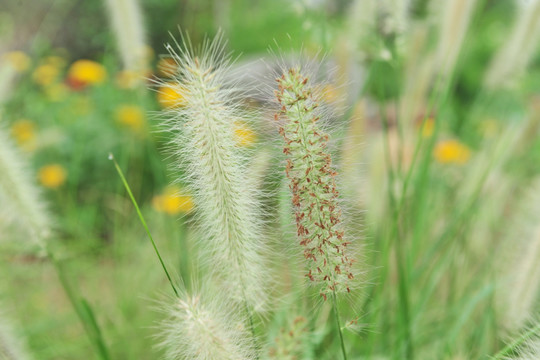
[38,164,67,189]
[3,51,31,73]
[67,59,107,89]
[157,83,185,108]
[434,139,471,164]
[32,63,60,87]
[10,119,36,151]
[152,186,193,215]
[233,121,256,147]
[157,57,177,77]
[115,105,146,134]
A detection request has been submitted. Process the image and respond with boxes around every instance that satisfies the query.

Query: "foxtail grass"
[275,66,356,360]
[159,289,256,360]
[104,0,148,77]
[158,33,269,311]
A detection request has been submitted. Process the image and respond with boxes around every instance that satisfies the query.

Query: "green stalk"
[110,153,179,298]
[46,247,111,360]
[332,291,348,360]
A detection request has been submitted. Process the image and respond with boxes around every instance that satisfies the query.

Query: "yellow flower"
[234,121,256,147]
[152,186,193,215]
[67,59,107,86]
[38,164,67,189]
[420,118,435,137]
[11,119,36,150]
[434,139,471,165]
[3,51,31,73]
[32,63,60,86]
[115,105,146,133]
[157,83,185,108]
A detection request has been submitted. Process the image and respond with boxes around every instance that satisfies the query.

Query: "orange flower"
[67,59,107,88]
[157,83,185,108]
[38,164,67,188]
[434,139,471,164]
[152,186,193,215]
[157,57,178,77]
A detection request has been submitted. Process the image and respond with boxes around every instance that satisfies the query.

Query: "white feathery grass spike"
[158,33,268,310]
[159,291,255,360]
[433,0,479,79]
[104,0,148,74]
[0,125,51,244]
[0,310,32,360]
[484,0,540,88]
[496,178,540,333]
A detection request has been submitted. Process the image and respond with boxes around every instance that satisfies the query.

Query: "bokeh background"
[2,0,540,359]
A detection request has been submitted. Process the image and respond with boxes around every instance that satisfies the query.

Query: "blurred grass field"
[2,0,540,359]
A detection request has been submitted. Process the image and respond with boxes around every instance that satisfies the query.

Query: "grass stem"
[110,153,180,298]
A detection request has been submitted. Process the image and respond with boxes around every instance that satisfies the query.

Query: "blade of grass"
[109,153,179,298]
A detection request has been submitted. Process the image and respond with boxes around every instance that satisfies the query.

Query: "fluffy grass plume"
[159,34,268,310]
[0,124,50,244]
[104,0,148,75]
[159,291,255,360]
[484,0,540,88]
[496,178,540,333]
[0,310,32,360]
[275,67,355,299]
[433,0,478,79]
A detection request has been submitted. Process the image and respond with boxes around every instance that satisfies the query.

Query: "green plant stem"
[244,300,259,360]
[332,291,348,360]
[110,153,179,298]
[45,247,111,360]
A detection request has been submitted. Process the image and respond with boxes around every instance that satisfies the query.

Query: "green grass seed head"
[275,67,355,299]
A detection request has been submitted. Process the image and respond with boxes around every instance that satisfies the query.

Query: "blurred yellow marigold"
[434,139,471,164]
[11,119,36,150]
[67,59,107,86]
[33,63,60,86]
[157,83,185,108]
[115,105,146,133]
[234,121,256,147]
[152,186,193,215]
[38,164,67,189]
[3,51,31,72]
